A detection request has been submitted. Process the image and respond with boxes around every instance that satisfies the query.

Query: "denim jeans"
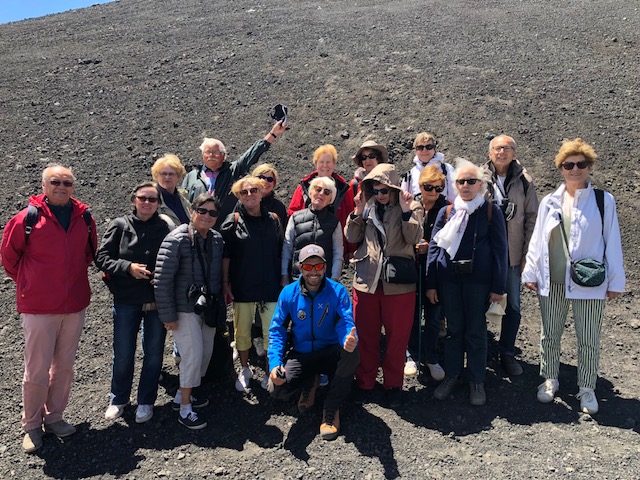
[111,304,166,405]
[440,280,491,383]
[498,266,522,357]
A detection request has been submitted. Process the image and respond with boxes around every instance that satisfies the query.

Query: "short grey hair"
[42,163,75,181]
[199,137,227,154]
[451,158,490,196]
[489,135,517,152]
[309,176,337,203]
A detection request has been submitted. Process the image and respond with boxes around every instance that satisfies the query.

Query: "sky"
[0,1,115,25]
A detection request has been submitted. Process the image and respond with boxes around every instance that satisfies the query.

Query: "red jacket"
[287,171,357,253]
[0,194,97,314]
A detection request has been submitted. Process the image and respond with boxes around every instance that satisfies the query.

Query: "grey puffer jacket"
[154,223,224,323]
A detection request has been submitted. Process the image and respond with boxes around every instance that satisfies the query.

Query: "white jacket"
[521,182,625,299]
[400,153,455,201]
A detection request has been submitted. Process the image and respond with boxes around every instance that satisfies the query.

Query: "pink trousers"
[21,310,85,431]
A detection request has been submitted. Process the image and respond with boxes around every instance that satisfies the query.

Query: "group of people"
[0,121,625,452]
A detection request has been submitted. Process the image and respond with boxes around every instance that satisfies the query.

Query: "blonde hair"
[554,138,597,169]
[313,144,338,165]
[418,165,446,186]
[231,175,265,198]
[252,163,279,184]
[151,154,186,181]
[413,132,437,148]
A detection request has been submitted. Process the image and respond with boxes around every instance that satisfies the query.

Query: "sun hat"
[353,140,389,167]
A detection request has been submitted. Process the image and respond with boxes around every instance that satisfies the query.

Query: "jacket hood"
[361,163,401,203]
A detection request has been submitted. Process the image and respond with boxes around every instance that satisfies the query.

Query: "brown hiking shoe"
[320,409,340,441]
[297,375,320,414]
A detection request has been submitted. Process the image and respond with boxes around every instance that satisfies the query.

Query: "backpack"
[24,204,96,261]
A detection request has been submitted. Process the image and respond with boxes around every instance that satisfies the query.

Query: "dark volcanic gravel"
[0,0,639,478]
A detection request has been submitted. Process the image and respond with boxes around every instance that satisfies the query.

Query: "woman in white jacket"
[522,138,624,415]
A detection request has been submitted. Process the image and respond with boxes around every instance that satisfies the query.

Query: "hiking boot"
[404,357,418,376]
[44,420,76,437]
[576,387,599,415]
[178,411,207,430]
[434,376,459,401]
[427,362,446,381]
[469,383,486,406]
[537,379,559,404]
[298,375,320,414]
[235,366,252,392]
[22,428,44,453]
[320,409,340,441]
[135,404,154,424]
[500,354,523,376]
[387,388,402,409]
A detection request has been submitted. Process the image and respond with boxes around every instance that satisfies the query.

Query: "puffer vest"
[291,208,339,279]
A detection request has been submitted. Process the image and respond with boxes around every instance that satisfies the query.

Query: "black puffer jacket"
[291,207,339,279]
[96,212,172,304]
[154,223,224,323]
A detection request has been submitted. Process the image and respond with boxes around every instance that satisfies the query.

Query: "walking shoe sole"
[178,418,208,430]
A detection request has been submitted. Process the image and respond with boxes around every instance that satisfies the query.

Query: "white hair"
[309,176,337,203]
[451,158,490,196]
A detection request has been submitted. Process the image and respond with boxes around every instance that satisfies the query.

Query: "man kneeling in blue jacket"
[268,244,359,441]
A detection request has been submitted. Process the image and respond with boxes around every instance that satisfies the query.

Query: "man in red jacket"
[1,164,97,453]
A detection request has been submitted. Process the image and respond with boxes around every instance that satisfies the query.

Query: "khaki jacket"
[345,163,423,295]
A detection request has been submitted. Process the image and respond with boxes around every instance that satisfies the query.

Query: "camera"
[452,259,474,275]
[193,294,208,315]
[187,284,208,315]
[499,199,516,222]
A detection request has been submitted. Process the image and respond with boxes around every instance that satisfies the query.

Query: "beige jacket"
[345,163,423,295]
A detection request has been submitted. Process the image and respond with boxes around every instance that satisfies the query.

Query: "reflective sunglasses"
[314,186,332,196]
[136,195,159,203]
[239,187,260,196]
[300,263,326,271]
[257,174,275,183]
[415,144,436,151]
[195,207,219,217]
[455,178,480,185]
[562,160,589,170]
[49,179,74,187]
[357,153,379,161]
[421,184,444,193]
[371,187,390,195]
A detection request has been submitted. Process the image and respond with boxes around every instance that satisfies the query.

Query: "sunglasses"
[314,186,332,196]
[562,160,589,170]
[371,187,390,195]
[195,207,219,217]
[455,178,480,185]
[415,144,436,151]
[257,174,275,183]
[421,184,444,193]
[357,153,379,161]
[49,179,74,187]
[491,146,515,152]
[300,263,326,271]
[136,195,159,203]
[239,187,260,196]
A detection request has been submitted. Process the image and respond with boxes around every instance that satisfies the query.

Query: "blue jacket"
[268,277,355,369]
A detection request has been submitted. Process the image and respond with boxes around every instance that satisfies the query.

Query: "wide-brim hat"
[485,294,508,322]
[353,140,389,167]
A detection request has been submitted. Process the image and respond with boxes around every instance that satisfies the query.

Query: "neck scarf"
[433,193,485,258]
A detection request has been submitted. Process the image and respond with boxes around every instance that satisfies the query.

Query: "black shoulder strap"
[594,188,605,236]
[83,209,97,262]
[24,205,39,245]
[441,163,447,176]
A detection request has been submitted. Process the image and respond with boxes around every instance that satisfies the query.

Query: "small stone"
[177,452,185,460]
[215,467,225,475]
[340,130,350,139]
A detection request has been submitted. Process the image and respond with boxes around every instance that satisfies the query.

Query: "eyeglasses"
[49,179,74,187]
[195,207,219,217]
[159,171,177,177]
[455,178,480,185]
[371,187,390,195]
[415,144,436,151]
[204,150,225,157]
[313,186,332,196]
[491,146,515,152]
[136,195,159,203]
[421,184,444,193]
[357,153,378,161]
[300,263,326,271]
[239,187,260,196]
[562,160,589,170]
[257,174,275,183]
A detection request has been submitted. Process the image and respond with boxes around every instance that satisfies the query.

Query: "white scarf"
[433,194,485,258]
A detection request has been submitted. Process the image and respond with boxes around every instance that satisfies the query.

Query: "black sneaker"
[178,411,207,430]
[434,376,459,400]
[171,395,210,411]
[387,388,402,409]
[500,355,523,376]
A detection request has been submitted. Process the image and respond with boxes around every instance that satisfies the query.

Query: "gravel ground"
[0,0,639,478]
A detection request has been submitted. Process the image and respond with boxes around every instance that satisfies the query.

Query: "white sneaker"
[231,341,239,362]
[135,404,154,424]
[427,363,446,381]
[404,357,418,376]
[576,387,599,414]
[537,379,559,403]
[235,366,252,392]
[105,403,126,420]
[253,338,266,357]
[260,374,269,390]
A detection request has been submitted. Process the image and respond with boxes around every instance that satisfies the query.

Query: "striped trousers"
[538,282,606,389]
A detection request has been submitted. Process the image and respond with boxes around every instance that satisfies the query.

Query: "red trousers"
[353,288,415,390]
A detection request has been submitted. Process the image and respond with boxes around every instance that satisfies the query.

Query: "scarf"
[433,193,485,258]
